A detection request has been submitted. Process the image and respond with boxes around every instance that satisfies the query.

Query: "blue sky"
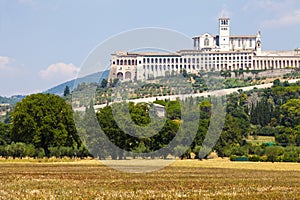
[1,0,300,96]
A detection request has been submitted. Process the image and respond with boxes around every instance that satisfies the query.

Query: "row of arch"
[142,63,251,72]
[113,59,137,66]
[114,55,254,66]
[253,59,300,70]
[116,71,132,80]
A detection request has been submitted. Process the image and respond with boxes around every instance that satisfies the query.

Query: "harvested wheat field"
[0,159,299,199]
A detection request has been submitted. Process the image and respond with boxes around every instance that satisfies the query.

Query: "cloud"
[261,9,300,28]
[243,0,300,28]
[0,56,15,71]
[39,62,80,81]
[244,0,295,11]
[218,6,232,18]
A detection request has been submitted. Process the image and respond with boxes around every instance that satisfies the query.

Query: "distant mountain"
[0,95,26,105]
[44,70,110,95]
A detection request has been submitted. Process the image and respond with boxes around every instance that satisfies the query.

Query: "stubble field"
[0,159,299,199]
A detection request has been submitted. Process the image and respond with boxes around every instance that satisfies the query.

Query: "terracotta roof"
[112,51,179,57]
[230,35,257,39]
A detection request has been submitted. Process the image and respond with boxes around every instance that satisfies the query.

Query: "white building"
[109,18,300,82]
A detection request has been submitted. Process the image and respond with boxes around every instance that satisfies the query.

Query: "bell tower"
[219,18,230,51]
[255,31,262,55]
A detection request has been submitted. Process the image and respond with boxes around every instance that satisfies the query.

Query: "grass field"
[0,159,299,199]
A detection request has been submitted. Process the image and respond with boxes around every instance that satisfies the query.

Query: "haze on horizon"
[1,0,300,97]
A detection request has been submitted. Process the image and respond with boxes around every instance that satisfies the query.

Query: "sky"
[1,0,300,96]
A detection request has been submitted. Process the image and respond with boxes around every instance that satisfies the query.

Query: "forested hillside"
[1,79,300,162]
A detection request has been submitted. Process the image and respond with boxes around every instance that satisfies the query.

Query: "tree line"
[0,79,300,161]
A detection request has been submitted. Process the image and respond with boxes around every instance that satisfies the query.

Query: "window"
[204,38,209,46]
[238,39,241,47]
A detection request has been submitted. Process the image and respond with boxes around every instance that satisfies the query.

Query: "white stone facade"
[109,18,300,82]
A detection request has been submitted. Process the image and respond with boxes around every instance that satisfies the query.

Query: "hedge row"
[0,142,90,159]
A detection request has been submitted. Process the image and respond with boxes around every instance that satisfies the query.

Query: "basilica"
[109,18,300,82]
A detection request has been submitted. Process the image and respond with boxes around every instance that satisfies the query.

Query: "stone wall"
[233,69,293,79]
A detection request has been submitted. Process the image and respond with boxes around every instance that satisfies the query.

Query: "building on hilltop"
[108,18,300,82]
[192,18,261,53]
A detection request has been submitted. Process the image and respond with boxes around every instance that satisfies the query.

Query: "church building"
[109,18,300,82]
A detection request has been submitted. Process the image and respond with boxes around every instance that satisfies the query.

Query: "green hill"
[44,70,109,95]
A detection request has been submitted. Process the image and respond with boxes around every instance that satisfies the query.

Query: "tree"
[0,122,10,145]
[166,101,181,120]
[63,86,70,97]
[280,99,300,128]
[273,79,280,87]
[250,98,273,126]
[182,69,188,78]
[111,78,119,87]
[265,146,284,162]
[220,70,231,79]
[11,93,81,156]
[100,78,108,88]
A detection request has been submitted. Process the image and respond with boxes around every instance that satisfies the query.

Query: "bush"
[248,155,260,162]
[253,146,265,156]
[230,146,249,156]
[260,155,268,162]
[76,146,90,158]
[25,144,35,157]
[0,145,8,158]
[265,146,284,162]
[34,148,45,158]
[256,126,278,136]
[9,142,26,158]
[49,146,75,158]
[49,147,61,157]
[283,146,300,162]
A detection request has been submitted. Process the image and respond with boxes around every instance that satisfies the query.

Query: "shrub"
[0,145,8,158]
[260,155,268,162]
[283,146,300,162]
[248,155,260,162]
[49,146,75,158]
[34,148,45,158]
[265,146,284,162]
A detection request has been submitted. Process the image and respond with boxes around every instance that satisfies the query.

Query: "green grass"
[0,159,299,199]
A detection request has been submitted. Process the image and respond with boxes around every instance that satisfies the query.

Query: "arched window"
[117,72,123,80]
[125,71,131,79]
[204,38,209,46]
